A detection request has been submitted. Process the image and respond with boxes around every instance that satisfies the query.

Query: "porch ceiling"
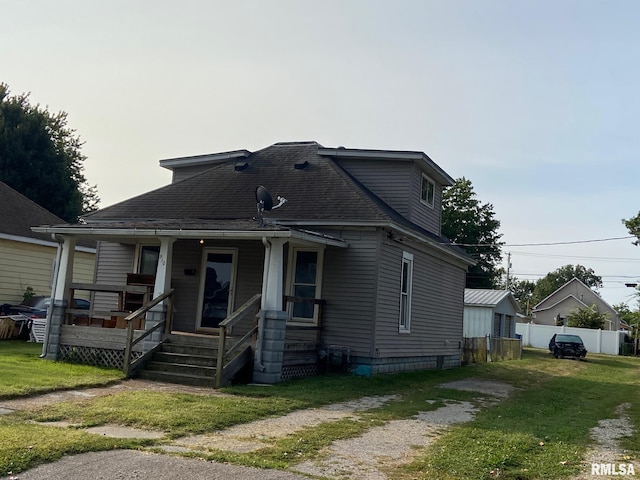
[31,220,348,248]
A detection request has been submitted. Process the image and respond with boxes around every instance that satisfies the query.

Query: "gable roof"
[0,180,67,243]
[464,289,521,312]
[533,277,618,313]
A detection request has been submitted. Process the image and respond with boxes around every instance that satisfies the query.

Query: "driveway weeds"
[2,378,519,480]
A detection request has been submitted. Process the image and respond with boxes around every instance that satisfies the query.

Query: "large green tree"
[623,212,640,246]
[442,177,504,289]
[0,83,99,222]
[532,264,602,306]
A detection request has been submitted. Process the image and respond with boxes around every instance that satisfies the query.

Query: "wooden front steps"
[136,333,251,387]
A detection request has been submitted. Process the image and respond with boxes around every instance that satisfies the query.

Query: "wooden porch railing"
[215,293,261,388]
[123,289,174,375]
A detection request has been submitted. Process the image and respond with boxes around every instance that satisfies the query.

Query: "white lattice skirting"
[59,345,143,370]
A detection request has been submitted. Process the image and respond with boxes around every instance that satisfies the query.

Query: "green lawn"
[0,341,638,479]
[0,341,124,398]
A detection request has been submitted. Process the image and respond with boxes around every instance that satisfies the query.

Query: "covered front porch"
[33,224,347,386]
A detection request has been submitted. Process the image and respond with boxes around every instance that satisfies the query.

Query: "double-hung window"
[399,251,414,333]
[288,248,324,325]
[421,174,435,208]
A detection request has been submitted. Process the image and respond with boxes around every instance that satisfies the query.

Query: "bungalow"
[33,141,474,385]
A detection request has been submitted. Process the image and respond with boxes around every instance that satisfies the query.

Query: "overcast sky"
[3,0,639,308]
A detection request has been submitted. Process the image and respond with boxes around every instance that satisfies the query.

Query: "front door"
[197,249,237,329]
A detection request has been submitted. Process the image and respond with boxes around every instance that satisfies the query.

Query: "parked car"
[0,296,90,318]
[549,333,587,359]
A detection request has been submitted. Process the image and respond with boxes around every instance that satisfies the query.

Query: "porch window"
[399,251,413,333]
[138,245,160,275]
[288,248,323,324]
[421,174,435,208]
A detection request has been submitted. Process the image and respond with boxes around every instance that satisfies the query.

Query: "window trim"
[420,173,435,208]
[196,247,238,331]
[134,244,160,275]
[285,247,324,326]
[399,251,414,333]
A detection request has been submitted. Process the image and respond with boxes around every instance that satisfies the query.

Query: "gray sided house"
[463,289,520,339]
[532,277,620,331]
[34,142,474,385]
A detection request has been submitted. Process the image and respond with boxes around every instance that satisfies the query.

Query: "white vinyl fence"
[516,323,625,356]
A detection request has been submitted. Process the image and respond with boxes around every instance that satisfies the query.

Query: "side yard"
[0,342,639,479]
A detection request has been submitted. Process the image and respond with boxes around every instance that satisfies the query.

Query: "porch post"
[42,235,76,360]
[254,237,287,384]
[144,237,175,351]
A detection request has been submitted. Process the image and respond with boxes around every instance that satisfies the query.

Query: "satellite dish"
[255,185,287,226]
[256,186,274,211]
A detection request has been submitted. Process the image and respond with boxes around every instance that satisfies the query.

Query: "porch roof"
[31,219,348,248]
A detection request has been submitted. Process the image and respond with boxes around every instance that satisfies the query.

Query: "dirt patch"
[293,401,480,480]
[439,379,515,398]
[572,403,637,479]
[0,379,226,413]
[172,395,399,454]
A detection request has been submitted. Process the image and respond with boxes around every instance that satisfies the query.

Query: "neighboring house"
[463,289,520,338]
[33,141,474,384]
[532,277,620,331]
[0,181,95,306]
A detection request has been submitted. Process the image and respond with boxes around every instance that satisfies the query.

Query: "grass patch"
[24,391,309,438]
[0,341,124,398]
[2,347,639,478]
[403,351,640,479]
[0,415,151,477]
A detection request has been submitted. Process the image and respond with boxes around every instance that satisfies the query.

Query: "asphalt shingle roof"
[0,181,67,242]
[86,142,390,223]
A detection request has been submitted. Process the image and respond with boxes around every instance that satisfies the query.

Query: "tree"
[566,304,608,329]
[614,302,640,329]
[506,277,536,314]
[531,264,602,307]
[442,177,504,289]
[623,212,640,246]
[0,83,99,222]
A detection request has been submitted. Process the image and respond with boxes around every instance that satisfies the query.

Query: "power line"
[509,251,640,263]
[450,235,635,248]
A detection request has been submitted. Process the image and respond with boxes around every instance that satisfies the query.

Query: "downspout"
[255,236,270,372]
[41,235,63,358]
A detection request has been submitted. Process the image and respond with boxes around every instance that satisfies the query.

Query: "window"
[138,245,160,275]
[421,174,435,207]
[288,248,323,324]
[399,251,413,333]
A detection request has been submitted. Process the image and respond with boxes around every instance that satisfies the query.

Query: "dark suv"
[549,334,587,359]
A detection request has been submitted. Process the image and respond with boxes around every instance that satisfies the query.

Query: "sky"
[3,0,639,308]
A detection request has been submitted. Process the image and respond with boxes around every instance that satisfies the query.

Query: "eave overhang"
[318,147,454,186]
[273,219,475,267]
[159,149,252,171]
[31,225,347,248]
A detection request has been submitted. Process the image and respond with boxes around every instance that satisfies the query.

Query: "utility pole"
[505,252,511,290]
